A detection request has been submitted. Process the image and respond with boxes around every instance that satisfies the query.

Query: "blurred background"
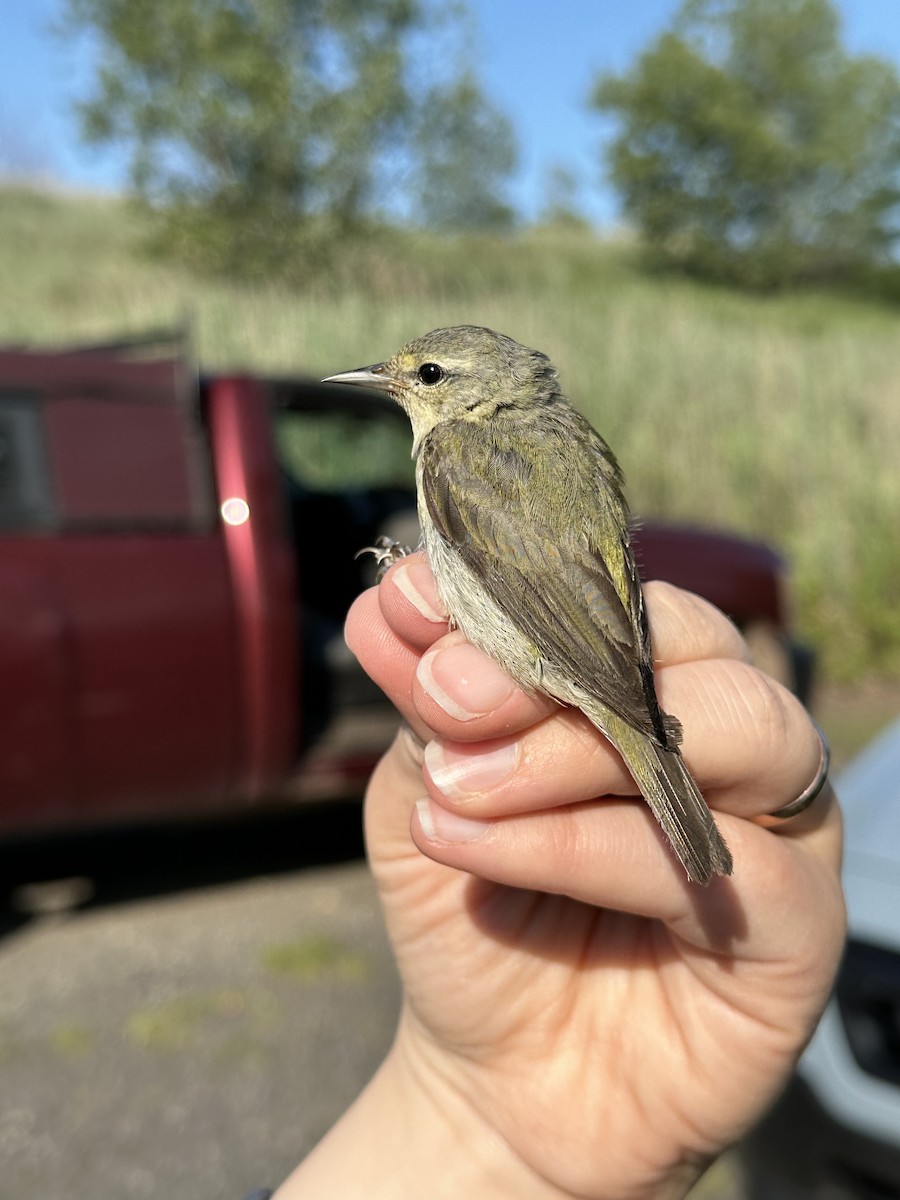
[2,2,899,1197]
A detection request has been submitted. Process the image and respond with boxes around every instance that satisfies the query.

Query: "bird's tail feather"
[601,715,733,885]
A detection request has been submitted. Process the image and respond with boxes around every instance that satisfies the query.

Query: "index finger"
[379,557,750,667]
[379,554,450,652]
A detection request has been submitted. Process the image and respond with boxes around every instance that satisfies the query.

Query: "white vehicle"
[741,716,900,1198]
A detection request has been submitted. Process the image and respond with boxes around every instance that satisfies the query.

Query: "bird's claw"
[356,535,413,582]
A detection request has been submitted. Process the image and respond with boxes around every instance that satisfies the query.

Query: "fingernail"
[392,561,447,624]
[424,739,518,797]
[415,797,492,842]
[416,644,516,721]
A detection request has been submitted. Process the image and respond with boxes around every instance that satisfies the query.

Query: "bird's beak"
[321,362,401,394]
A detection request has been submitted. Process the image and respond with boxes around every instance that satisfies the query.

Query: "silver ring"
[756,720,831,827]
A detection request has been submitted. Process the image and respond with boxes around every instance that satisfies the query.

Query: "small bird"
[324,326,732,884]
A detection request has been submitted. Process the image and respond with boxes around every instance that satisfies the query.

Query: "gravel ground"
[1,806,400,1200]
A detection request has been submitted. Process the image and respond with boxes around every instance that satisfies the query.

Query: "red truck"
[0,334,810,837]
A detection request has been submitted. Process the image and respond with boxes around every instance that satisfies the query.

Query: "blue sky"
[4,0,900,226]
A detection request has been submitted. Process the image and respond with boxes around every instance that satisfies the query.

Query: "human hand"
[289,554,845,1200]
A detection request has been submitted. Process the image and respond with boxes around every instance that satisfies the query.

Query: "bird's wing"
[420,414,667,742]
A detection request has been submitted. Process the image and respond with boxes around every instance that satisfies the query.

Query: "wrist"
[274,1007,704,1200]
[274,1008,570,1200]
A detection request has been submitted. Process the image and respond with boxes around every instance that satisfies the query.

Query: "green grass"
[260,934,369,981]
[3,185,898,679]
[124,988,272,1051]
[49,1023,96,1058]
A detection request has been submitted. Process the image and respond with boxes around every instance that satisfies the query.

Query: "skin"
[274,557,845,1200]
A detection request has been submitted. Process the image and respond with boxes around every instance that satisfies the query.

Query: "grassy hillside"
[3,185,898,680]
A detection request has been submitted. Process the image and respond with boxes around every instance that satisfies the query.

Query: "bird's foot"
[355,535,413,582]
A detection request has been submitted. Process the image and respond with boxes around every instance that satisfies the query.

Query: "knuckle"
[547,803,593,869]
[731,661,795,756]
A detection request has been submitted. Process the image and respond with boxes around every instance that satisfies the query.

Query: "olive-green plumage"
[325,325,732,884]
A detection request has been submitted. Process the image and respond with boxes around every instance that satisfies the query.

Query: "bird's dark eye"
[417,362,444,385]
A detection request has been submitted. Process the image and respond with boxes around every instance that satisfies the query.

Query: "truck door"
[0,346,238,834]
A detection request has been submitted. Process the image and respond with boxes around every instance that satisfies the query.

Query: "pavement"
[1,804,400,1200]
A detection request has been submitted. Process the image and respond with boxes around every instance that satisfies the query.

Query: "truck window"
[275,409,412,492]
[44,395,212,529]
[0,379,213,532]
[0,390,56,530]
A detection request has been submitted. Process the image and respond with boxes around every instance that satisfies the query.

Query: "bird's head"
[323,325,561,452]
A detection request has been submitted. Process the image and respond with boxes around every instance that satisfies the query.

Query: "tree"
[592,0,900,287]
[410,71,517,233]
[538,164,589,231]
[64,0,520,272]
[64,0,422,273]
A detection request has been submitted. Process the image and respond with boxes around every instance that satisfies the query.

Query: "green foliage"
[3,185,899,681]
[411,71,517,232]
[593,0,900,288]
[538,165,591,232]
[64,0,407,269]
[61,0,519,272]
